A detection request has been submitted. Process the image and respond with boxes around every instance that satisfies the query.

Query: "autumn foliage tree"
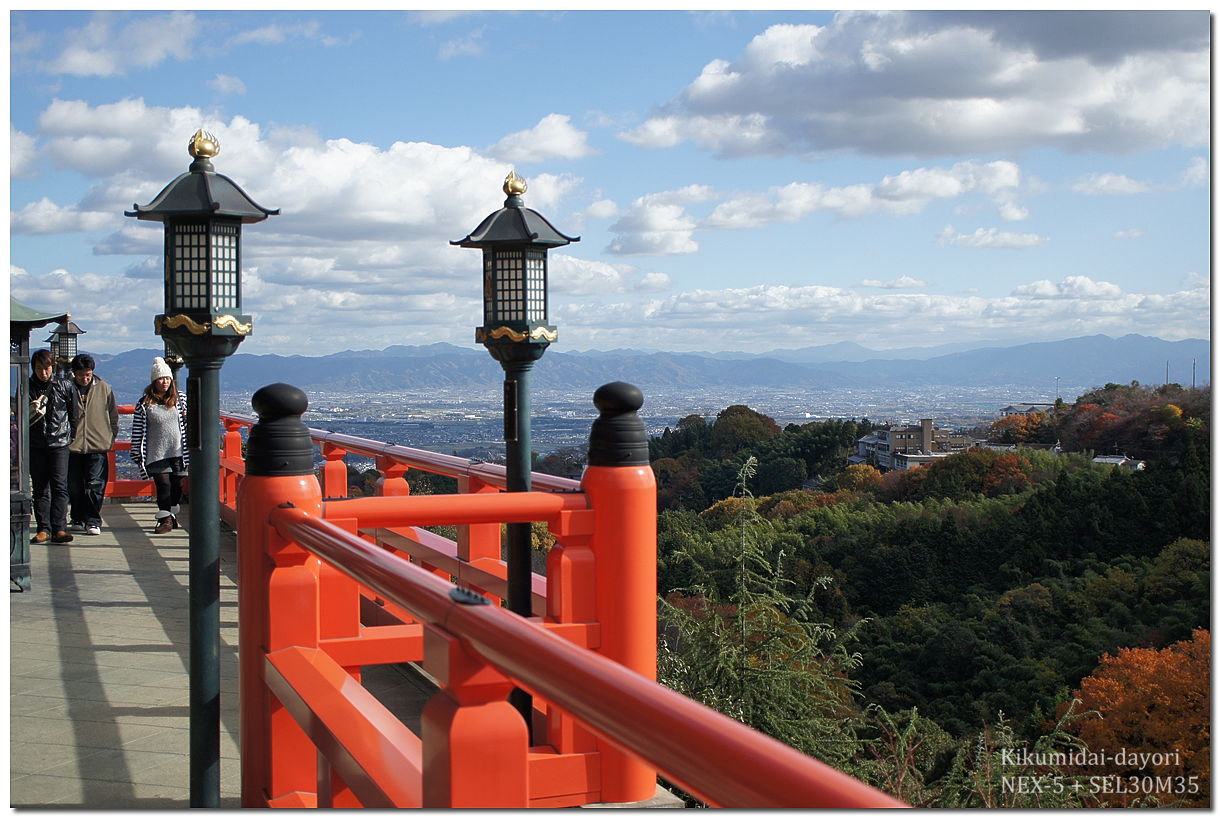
[1054,382,1208,461]
[835,463,883,493]
[980,452,1032,497]
[990,411,1056,444]
[1068,629,1210,806]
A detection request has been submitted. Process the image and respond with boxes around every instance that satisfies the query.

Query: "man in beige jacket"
[68,354,119,536]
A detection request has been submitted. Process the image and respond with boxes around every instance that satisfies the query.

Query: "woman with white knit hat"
[130,357,189,534]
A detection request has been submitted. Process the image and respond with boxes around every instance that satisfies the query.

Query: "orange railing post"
[220,418,245,521]
[317,441,362,646]
[421,622,529,807]
[109,406,154,499]
[320,442,348,499]
[375,456,411,497]
[581,382,658,803]
[236,384,324,807]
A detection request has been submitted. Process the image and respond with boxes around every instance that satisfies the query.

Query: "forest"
[646,381,1210,807]
[347,381,1210,806]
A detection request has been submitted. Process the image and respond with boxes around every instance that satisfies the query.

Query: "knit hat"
[150,357,173,382]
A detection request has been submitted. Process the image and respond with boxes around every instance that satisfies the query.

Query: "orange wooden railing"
[225,385,906,809]
[106,405,154,499]
[216,412,578,611]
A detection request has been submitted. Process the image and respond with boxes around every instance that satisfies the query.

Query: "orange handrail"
[106,405,153,499]
[270,505,906,809]
[220,412,580,493]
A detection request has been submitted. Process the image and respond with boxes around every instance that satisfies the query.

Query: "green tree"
[752,455,808,496]
[659,457,864,766]
[709,405,780,457]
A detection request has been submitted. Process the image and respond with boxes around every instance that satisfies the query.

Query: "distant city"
[212,383,1086,464]
[94,331,1205,470]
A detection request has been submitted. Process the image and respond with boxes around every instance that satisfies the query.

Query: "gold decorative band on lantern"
[213,315,253,334]
[157,314,253,336]
[476,325,558,344]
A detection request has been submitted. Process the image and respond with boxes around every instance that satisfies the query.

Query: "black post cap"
[587,382,649,467]
[245,383,315,477]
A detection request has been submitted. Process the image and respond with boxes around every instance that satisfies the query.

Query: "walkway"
[8,500,431,808]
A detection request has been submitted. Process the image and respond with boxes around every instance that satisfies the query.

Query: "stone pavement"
[9,501,242,808]
[9,500,432,809]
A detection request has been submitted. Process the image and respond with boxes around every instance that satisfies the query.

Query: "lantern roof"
[452,171,579,249]
[51,321,86,336]
[125,130,278,224]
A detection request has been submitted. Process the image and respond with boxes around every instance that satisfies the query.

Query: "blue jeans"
[69,451,109,527]
[31,445,69,533]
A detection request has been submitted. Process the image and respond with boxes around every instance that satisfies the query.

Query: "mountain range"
[86,334,1209,404]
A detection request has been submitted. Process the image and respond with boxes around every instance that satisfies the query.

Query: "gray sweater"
[144,403,183,464]
[130,397,190,479]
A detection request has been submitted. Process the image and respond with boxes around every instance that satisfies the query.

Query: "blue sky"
[8,10,1211,356]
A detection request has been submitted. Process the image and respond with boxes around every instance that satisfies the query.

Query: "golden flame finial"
[503,170,527,197]
[189,129,221,159]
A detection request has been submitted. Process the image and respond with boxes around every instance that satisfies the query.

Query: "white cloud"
[938,225,1048,249]
[223,19,355,48]
[619,11,1208,158]
[619,113,786,156]
[997,200,1029,221]
[1071,172,1150,195]
[439,27,486,59]
[488,114,594,164]
[546,256,670,297]
[10,198,114,234]
[1180,156,1208,187]
[408,11,480,26]
[36,99,282,191]
[11,97,600,357]
[29,97,579,248]
[1011,275,1124,299]
[47,11,198,77]
[608,185,714,256]
[1114,228,1144,240]
[706,160,1020,229]
[9,265,165,354]
[208,74,247,95]
[227,21,317,46]
[637,272,672,292]
[11,127,37,178]
[549,255,635,296]
[551,274,1208,351]
[860,275,927,289]
[585,199,619,220]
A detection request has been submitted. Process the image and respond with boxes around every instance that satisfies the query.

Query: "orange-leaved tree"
[1069,628,1210,807]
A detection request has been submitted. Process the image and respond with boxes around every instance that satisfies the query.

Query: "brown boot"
[30,531,49,544]
[51,531,74,544]
[153,516,174,535]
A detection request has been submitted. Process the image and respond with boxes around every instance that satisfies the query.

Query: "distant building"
[1091,454,1146,471]
[849,420,981,471]
[1000,403,1056,416]
[982,442,1062,454]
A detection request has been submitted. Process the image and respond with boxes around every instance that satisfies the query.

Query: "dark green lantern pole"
[126,130,278,808]
[164,340,186,389]
[453,171,578,736]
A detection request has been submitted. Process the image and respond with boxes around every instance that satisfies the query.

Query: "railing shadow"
[25,502,242,808]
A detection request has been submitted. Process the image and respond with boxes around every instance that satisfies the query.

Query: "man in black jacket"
[29,349,78,544]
